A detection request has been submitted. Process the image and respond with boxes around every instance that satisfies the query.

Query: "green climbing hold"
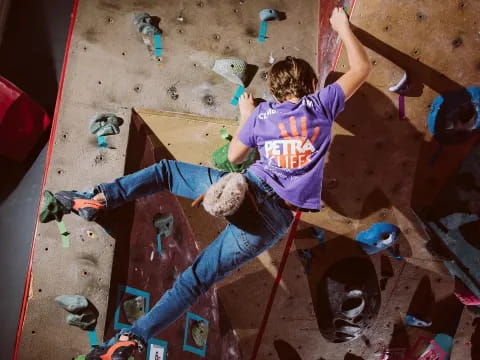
[39,190,66,223]
[66,312,97,330]
[212,129,256,172]
[74,355,86,360]
[55,295,88,313]
[191,320,209,347]
[122,296,145,324]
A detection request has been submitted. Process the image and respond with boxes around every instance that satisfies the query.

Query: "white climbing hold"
[212,59,248,87]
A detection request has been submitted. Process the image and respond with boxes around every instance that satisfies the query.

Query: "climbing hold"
[89,113,124,137]
[312,226,325,247]
[427,86,480,144]
[55,295,88,313]
[296,249,313,274]
[39,190,66,223]
[66,312,97,330]
[405,315,432,327]
[122,296,145,324]
[388,72,409,95]
[212,58,248,87]
[191,320,209,347]
[56,295,98,330]
[132,12,160,35]
[154,213,174,239]
[259,9,282,21]
[202,173,248,217]
[317,257,381,343]
[212,129,256,172]
[355,223,401,255]
[411,334,453,359]
[454,279,480,305]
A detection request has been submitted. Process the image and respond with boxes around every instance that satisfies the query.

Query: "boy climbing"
[48,7,370,359]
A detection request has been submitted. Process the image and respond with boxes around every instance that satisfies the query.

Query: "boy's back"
[238,83,345,210]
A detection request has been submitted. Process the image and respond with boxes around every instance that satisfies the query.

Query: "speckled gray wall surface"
[16,0,319,358]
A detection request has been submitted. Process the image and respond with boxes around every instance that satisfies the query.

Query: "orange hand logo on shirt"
[265,116,320,169]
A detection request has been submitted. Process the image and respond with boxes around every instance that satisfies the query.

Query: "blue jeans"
[98,160,294,344]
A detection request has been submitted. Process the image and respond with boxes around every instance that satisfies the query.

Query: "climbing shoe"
[40,190,67,223]
[86,334,144,360]
[55,191,104,221]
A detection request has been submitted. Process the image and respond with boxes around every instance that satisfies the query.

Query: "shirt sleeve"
[236,106,259,148]
[310,82,346,123]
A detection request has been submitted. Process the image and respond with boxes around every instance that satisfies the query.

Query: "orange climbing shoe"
[86,334,145,360]
[55,191,104,221]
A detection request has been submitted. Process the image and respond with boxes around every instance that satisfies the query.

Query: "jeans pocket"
[260,199,294,236]
[238,226,280,256]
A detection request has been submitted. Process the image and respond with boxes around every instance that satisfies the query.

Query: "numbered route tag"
[148,341,167,360]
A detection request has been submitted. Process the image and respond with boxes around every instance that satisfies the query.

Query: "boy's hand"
[239,92,255,123]
[330,7,350,35]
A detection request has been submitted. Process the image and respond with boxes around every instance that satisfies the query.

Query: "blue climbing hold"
[355,223,400,255]
[312,226,325,247]
[405,315,431,327]
[427,86,480,144]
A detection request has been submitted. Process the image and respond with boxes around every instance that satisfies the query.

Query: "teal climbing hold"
[55,295,88,313]
[39,190,66,223]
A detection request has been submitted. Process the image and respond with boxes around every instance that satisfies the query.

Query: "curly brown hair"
[268,56,318,102]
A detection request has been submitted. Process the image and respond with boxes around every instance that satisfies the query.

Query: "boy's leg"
[101,160,225,208]
[86,220,290,358]
[128,220,288,343]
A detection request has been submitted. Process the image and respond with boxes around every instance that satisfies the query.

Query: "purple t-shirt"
[237,83,345,210]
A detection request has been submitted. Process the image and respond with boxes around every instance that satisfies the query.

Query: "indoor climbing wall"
[16,0,480,359]
[243,0,480,359]
[16,0,320,359]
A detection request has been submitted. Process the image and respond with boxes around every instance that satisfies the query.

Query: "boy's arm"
[228,93,255,165]
[330,8,371,100]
